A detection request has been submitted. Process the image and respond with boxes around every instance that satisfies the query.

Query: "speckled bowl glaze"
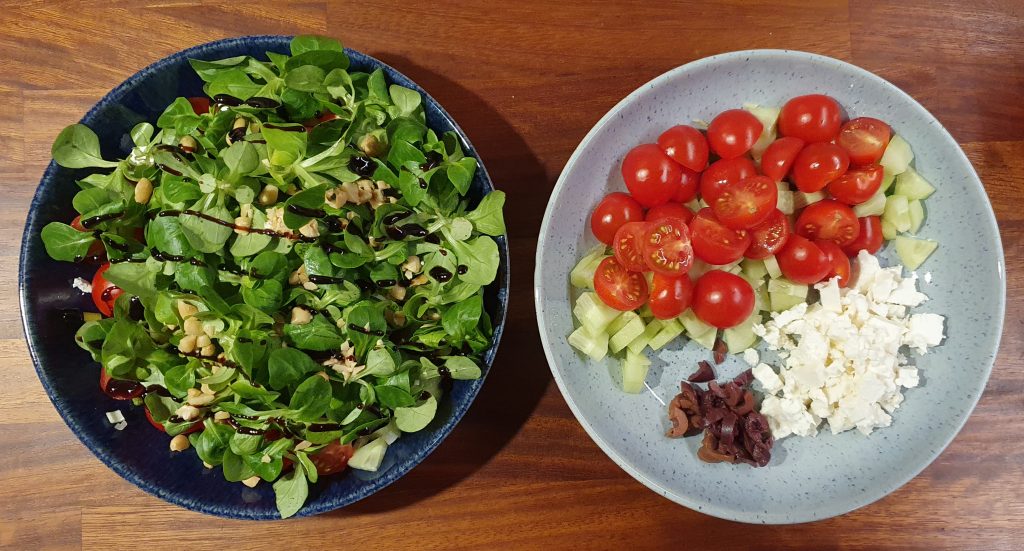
[536,50,1004,524]
[19,36,509,519]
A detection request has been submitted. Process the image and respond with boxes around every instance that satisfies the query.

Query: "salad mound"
[41,35,505,518]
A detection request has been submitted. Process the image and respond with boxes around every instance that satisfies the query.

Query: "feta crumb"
[742,348,760,367]
[105,410,125,424]
[114,421,128,431]
[72,277,92,294]
[752,252,945,439]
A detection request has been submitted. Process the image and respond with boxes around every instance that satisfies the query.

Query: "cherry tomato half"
[815,239,851,287]
[777,235,830,284]
[689,208,751,265]
[837,117,891,166]
[144,406,203,435]
[188,96,211,115]
[760,136,805,182]
[841,216,884,256]
[613,222,650,272]
[594,257,649,311]
[622,144,681,208]
[692,270,755,329]
[642,217,694,276]
[590,192,645,244]
[707,109,763,160]
[828,164,884,205]
[657,125,709,172]
[674,166,700,203]
[778,94,843,143]
[745,209,791,260]
[700,157,757,204]
[309,442,356,476]
[70,215,105,259]
[709,175,778,230]
[790,142,850,193]
[648,273,694,320]
[92,263,123,317]
[795,199,860,247]
[646,203,694,224]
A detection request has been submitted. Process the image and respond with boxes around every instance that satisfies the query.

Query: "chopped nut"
[358,134,385,157]
[294,440,313,452]
[389,285,407,301]
[401,255,422,274]
[298,219,320,238]
[385,309,407,328]
[325,186,348,209]
[356,179,374,203]
[258,185,279,206]
[170,434,190,452]
[187,392,215,407]
[176,404,201,421]
[187,388,201,399]
[196,335,212,349]
[183,317,203,336]
[316,371,330,381]
[200,383,215,395]
[203,461,214,469]
[179,135,197,154]
[177,300,199,319]
[232,117,247,130]
[214,411,231,421]
[410,274,429,287]
[233,216,252,235]
[290,307,313,325]
[200,344,216,357]
[241,476,260,488]
[178,335,198,354]
[134,177,153,204]
[427,309,441,321]
[302,281,319,291]
[260,454,272,464]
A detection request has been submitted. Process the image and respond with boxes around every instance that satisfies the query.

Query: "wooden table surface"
[1,1,1022,549]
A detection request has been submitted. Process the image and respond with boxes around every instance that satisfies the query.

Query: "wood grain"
[1,1,1022,549]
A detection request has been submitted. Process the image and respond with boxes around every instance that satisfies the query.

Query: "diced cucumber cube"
[754,285,770,313]
[880,219,898,240]
[770,291,806,312]
[691,326,718,350]
[744,103,781,161]
[621,349,652,394]
[349,437,388,472]
[684,198,702,212]
[853,189,886,217]
[793,191,826,210]
[880,134,913,175]
[697,198,709,210]
[568,326,609,361]
[880,167,897,193]
[776,189,795,214]
[894,235,938,270]
[776,181,791,192]
[609,315,646,354]
[627,319,663,354]
[908,199,925,234]
[637,304,654,321]
[894,167,935,200]
[882,194,911,233]
[649,319,684,351]
[741,258,768,281]
[606,311,638,336]
[689,259,712,279]
[763,255,782,279]
[678,309,714,339]
[767,278,809,298]
[574,292,621,334]
[569,246,609,289]
[723,315,758,353]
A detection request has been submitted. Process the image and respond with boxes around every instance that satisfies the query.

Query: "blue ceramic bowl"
[19,36,508,519]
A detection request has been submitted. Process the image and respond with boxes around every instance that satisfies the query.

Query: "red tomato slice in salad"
[837,117,891,166]
[642,216,694,276]
[92,263,123,317]
[815,239,851,287]
[621,144,681,208]
[744,208,791,260]
[778,94,843,143]
[791,142,850,193]
[776,235,830,284]
[594,257,649,311]
[590,192,645,244]
[646,203,694,224]
[673,166,700,203]
[827,164,883,205]
[689,208,751,265]
[692,270,755,329]
[709,175,778,230]
[707,109,763,160]
[699,157,757,204]
[657,125,709,172]
[759,136,804,182]
[648,272,694,320]
[309,442,356,476]
[612,221,650,272]
[842,216,884,256]
[795,199,860,247]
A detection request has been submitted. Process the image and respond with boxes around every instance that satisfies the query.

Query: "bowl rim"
[18,34,510,519]
[534,48,1006,524]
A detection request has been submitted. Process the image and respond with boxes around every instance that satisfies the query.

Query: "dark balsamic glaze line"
[81,211,123,229]
[429,266,453,283]
[457,265,468,275]
[262,123,307,132]
[157,210,316,243]
[286,204,327,219]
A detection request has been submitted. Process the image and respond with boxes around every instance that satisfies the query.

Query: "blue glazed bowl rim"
[18,35,509,519]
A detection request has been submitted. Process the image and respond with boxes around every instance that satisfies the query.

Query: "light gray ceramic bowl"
[535,50,1005,524]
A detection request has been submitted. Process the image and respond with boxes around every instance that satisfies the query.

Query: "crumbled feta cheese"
[753,252,945,438]
[105,410,125,424]
[72,277,92,294]
[742,348,760,367]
